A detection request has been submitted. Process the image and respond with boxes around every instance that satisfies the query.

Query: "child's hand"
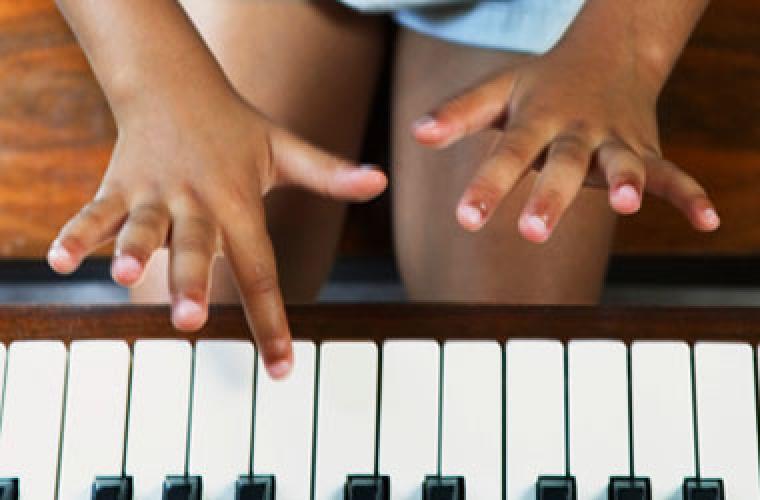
[413,46,720,243]
[47,93,387,378]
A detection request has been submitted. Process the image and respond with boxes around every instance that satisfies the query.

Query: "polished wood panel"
[1,304,760,344]
[0,0,114,257]
[0,0,757,259]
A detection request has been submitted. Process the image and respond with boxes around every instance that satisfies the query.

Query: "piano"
[0,304,757,500]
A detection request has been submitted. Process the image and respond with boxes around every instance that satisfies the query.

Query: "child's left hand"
[413,45,720,243]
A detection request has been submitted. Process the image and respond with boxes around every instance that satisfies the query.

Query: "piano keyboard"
[0,305,758,500]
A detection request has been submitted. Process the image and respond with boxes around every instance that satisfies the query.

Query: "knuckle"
[497,142,533,167]
[218,182,256,217]
[116,242,153,263]
[537,187,566,209]
[244,263,279,297]
[550,142,588,167]
[173,279,208,302]
[77,202,109,228]
[172,234,213,259]
[130,203,169,228]
[469,175,507,205]
[59,234,88,255]
[563,119,593,136]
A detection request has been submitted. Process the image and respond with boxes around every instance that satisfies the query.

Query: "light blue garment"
[393,0,586,54]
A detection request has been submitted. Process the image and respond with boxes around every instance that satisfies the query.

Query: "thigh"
[132,0,388,304]
[392,28,616,304]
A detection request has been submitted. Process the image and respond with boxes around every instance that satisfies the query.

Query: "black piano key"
[235,474,275,500]
[91,476,132,500]
[536,475,577,500]
[683,478,725,500]
[344,474,390,500]
[162,475,202,500]
[608,477,651,500]
[0,478,18,500]
[423,475,465,500]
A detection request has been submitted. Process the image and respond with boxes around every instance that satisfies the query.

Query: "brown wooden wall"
[0,0,758,260]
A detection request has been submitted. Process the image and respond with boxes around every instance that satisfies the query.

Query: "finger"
[457,123,550,231]
[269,127,388,201]
[518,134,593,243]
[413,72,515,149]
[111,201,171,287]
[645,158,720,232]
[221,194,293,379]
[597,141,647,215]
[168,202,217,333]
[48,195,127,274]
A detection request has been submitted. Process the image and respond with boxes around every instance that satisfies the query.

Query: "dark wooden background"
[0,0,757,260]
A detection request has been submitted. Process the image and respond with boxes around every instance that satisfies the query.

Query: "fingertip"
[357,165,389,193]
[171,297,208,332]
[518,213,550,244]
[334,165,388,201]
[266,358,293,380]
[457,203,485,232]
[47,242,79,274]
[609,184,642,215]
[412,115,451,147]
[697,207,721,232]
[111,254,144,286]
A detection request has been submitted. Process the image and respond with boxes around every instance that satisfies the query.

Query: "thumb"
[268,127,388,202]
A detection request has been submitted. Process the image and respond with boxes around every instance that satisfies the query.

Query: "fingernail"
[172,297,206,330]
[413,115,439,133]
[359,163,381,171]
[267,359,292,379]
[615,184,640,203]
[339,165,385,182]
[611,184,641,213]
[47,242,76,273]
[703,208,720,228]
[111,254,143,283]
[519,213,549,243]
[458,203,484,229]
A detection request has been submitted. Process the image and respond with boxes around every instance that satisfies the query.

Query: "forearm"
[56,0,235,120]
[554,0,710,91]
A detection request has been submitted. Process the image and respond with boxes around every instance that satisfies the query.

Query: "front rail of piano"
[0,304,758,500]
[2,304,760,344]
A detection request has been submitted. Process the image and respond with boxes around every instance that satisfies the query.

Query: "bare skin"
[47,0,718,377]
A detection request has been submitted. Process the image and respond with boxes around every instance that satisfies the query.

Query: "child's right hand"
[46,91,387,379]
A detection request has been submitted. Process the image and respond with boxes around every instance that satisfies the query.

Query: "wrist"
[549,31,669,99]
[106,64,241,127]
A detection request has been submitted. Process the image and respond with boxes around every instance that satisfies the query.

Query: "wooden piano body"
[0,305,755,499]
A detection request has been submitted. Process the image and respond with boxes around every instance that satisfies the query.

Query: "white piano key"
[379,341,439,500]
[632,342,694,499]
[0,342,66,499]
[189,341,255,499]
[442,342,501,499]
[506,341,565,500]
[127,340,192,500]
[254,341,316,500]
[696,343,760,497]
[57,341,130,500]
[315,342,378,500]
[0,344,6,424]
[568,341,628,499]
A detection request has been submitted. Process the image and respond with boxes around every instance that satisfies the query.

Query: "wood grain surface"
[0,0,757,259]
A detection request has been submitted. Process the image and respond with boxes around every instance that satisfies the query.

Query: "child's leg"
[131,0,387,304]
[392,28,616,304]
